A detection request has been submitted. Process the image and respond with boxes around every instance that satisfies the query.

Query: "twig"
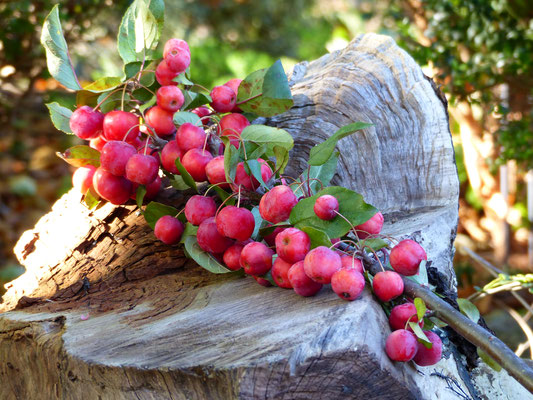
[494,299,533,360]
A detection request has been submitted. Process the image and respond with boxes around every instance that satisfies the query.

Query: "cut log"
[0,34,529,399]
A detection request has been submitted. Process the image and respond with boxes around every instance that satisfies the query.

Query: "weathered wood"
[1,34,530,399]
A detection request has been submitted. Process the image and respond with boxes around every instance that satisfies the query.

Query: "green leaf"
[289,186,378,239]
[175,157,198,190]
[361,238,389,252]
[144,201,178,229]
[45,102,72,134]
[273,145,290,174]
[237,61,293,117]
[117,0,164,64]
[422,317,435,330]
[477,348,502,372]
[299,226,331,248]
[212,185,233,203]
[294,152,339,197]
[241,125,294,152]
[223,137,240,183]
[182,91,212,111]
[308,122,373,166]
[136,185,147,209]
[457,298,480,323]
[409,322,432,349]
[174,74,194,85]
[414,298,426,321]
[180,223,198,244]
[248,144,269,161]
[170,175,191,190]
[58,145,100,167]
[139,96,156,113]
[184,236,233,274]
[83,77,122,93]
[429,317,448,328]
[124,60,156,86]
[96,90,130,114]
[251,206,266,239]
[245,159,268,189]
[76,90,100,107]
[405,260,430,287]
[83,188,100,210]
[173,112,201,126]
[40,5,82,90]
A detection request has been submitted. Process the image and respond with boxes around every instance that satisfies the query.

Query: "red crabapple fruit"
[385,329,418,362]
[155,60,178,86]
[216,206,255,242]
[224,78,243,112]
[331,269,365,301]
[130,175,162,201]
[259,185,298,224]
[163,39,191,73]
[223,243,245,271]
[205,156,229,188]
[232,160,273,192]
[154,215,184,245]
[125,154,159,185]
[314,195,339,220]
[92,167,132,205]
[100,140,137,176]
[413,331,442,366]
[103,110,139,142]
[288,261,323,297]
[72,165,96,194]
[372,270,404,302]
[275,228,311,264]
[340,255,364,274]
[184,195,217,226]
[271,257,293,289]
[161,140,183,174]
[389,303,424,331]
[197,217,233,254]
[181,148,213,182]
[303,246,342,284]
[70,106,104,139]
[176,123,206,152]
[390,239,427,276]
[156,85,184,112]
[254,276,273,287]
[210,85,236,113]
[263,226,287,247]
[218,113,250,148]
[89,135,107,151]
[240,242,274,276]
[354,212,384,239]
[144,106,175,136]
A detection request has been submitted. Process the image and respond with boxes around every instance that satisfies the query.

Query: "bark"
[0,34,529,399]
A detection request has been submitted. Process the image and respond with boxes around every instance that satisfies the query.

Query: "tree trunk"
[0,34,529,399]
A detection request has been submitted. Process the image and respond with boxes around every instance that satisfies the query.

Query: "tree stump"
[0,34,530,399]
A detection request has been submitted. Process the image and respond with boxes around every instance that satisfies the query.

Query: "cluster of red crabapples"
[66,37,442,367]
[69,38,249,205]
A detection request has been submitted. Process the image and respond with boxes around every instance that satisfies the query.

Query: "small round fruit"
[224,78,242,112]
[331,269,365,301]
[192,106,210,121]
[340,255,364,274]
[389,303,424,331]
[314,195,339,220]
[210,85,236,113]
[156,85,184,112]
[185,195,217,226]
[390,239,427,276]
[385,329,418,362]
[354,212,384,239]
[303,246,342,284]
[145,106,175,137]
[216,206,255,242]
[125,154,159,185]
[271,257,293,289]
[72,165,96,194]
[259,185,298,224]
[232,160,273,192]
[100,140,137,176]
[263,226,286,247]
[163,39,191,73]
[89,135,107,151]
[372,270,404,302]
[254,276,273,287]
[288,261,323,297]
[176,123,206,152]
[218,113,250,148]
[70,106,104,139]
[197,217,233,254]
[163,38,190,58]
[413,331,443,366]
[205,156,229,188]
[92,167,132,205]
[155,60,178,86]
[154,215,184,245]
[275,228,311,264]
[223,243,245,271]
[240,242,274,276]
[131,175,162,201]
[181,149,213,182]
[103,110,140,142]
[161,140,183,174]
